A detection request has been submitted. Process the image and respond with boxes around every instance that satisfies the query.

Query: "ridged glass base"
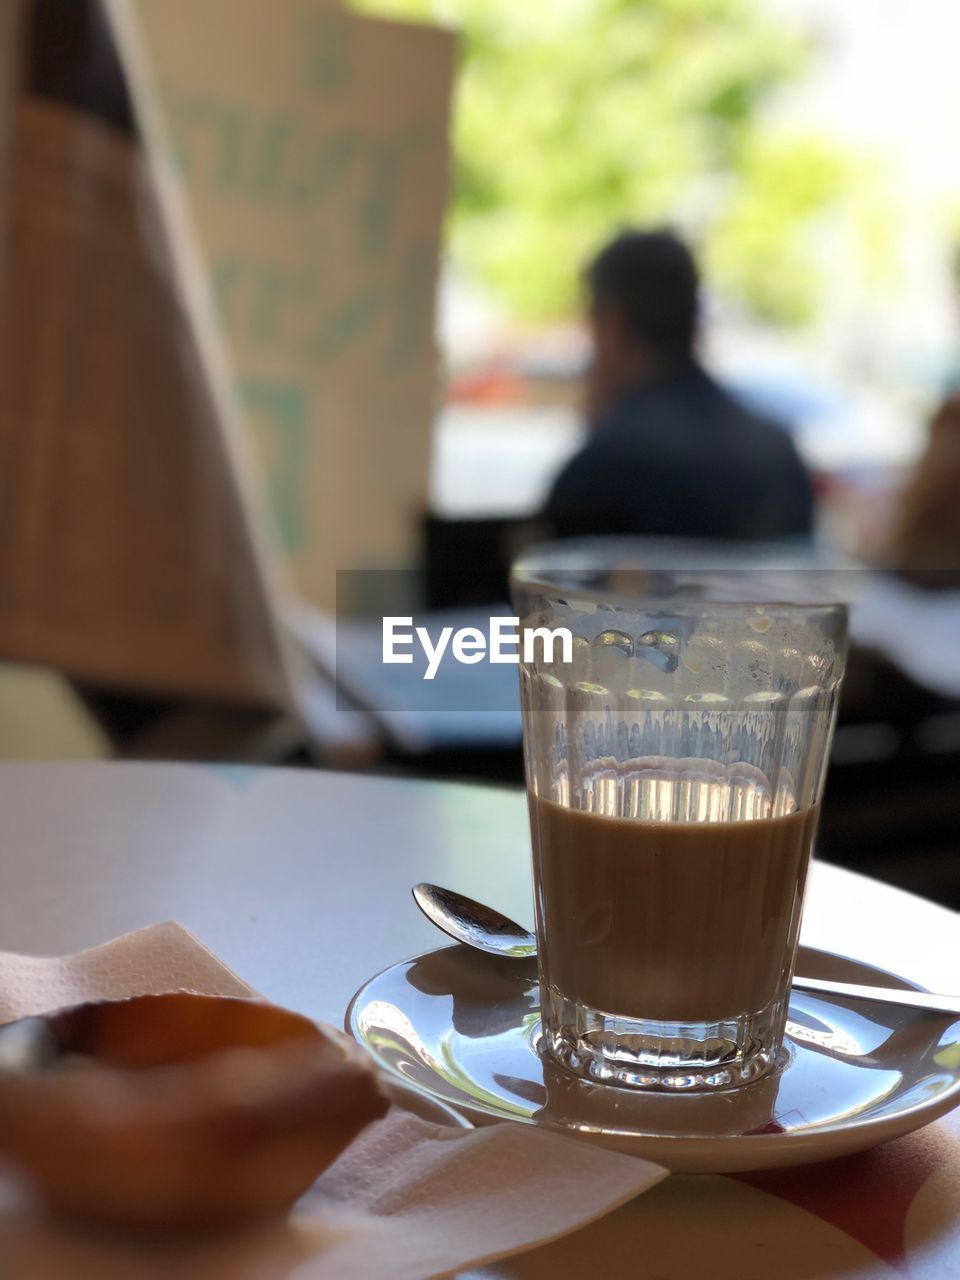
[541,984,789,1091]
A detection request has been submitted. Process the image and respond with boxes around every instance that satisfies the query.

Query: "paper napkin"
[0,923,667,1279]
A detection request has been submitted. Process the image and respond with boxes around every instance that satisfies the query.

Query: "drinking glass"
[511,542,848,1091]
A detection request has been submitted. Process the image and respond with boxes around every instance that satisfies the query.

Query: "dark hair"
[587,229,699,356]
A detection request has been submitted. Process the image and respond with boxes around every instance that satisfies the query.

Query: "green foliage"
[352,0,853,326]
[707,134,848,325]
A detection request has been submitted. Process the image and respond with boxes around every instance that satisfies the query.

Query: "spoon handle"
[793,974,960,1016]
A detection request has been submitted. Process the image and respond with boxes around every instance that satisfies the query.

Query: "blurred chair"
[421,514,545,610]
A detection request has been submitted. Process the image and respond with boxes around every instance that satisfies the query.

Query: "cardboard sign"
[0,0,453,712]
[0,0,25,292]
[108,0,456,608]
[0,96,288,705]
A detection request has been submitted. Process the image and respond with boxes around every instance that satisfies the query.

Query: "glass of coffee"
[511,542,848,1091]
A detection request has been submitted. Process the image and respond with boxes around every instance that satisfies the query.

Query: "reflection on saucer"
[405,945,538,1039]
[347,943,960,1173]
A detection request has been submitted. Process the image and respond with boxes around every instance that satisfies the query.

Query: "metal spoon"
[413,883,538,959]
[412,882,960,1017]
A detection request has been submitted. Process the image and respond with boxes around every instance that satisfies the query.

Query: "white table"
[1,762,958,1277]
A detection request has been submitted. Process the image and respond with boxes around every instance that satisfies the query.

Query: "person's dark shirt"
[542,362,813,541]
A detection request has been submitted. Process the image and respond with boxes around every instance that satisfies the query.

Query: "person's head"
[585,228,700,416]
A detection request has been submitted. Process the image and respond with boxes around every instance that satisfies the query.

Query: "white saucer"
[382,1077,473,1131]
[347,944,960,1173]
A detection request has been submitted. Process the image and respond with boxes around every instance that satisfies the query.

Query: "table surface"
[1,761,958,1277]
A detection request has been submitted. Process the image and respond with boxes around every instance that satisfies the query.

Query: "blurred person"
[887,242,960,586]
[541,230,813,542]
[887,402,960,586]
[944,240,960,395]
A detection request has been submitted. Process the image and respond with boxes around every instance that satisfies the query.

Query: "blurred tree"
[352,0,851,326]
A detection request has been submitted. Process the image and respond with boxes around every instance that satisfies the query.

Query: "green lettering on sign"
[308,289,383,363]
[241,380,310,553]
[303,13,349,91]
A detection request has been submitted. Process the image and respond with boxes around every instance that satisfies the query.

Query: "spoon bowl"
[413,883,536,958]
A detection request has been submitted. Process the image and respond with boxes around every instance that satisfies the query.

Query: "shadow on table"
[474,1106,960,1277]
[733,1113,959,1273]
